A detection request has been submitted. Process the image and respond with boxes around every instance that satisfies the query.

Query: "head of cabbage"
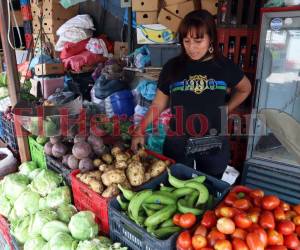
[49,232,78,250]
[19,161,37,177]
[39,186,71,210]
[0,194,12,218]
[3,173,30,202]
[11,216,31,244]
[76,237,112,250]
[24,236,47,250]
[28,209,57,237]
[68,211,98,240]
[41,220,69,241]
[14,189,40,218]
[57,204,77,223]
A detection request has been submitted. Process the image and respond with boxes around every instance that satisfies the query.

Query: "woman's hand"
[131,134,145,152]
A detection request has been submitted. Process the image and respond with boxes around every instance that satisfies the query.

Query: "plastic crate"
[1,114,18,153]
[109,163,230,250]
[148,44,181,67]
[20,5,32,21]
[241,160,300,204]
[28,136,47,169]
[23,20,33,34]
[46,155,72,186]
[0,215,20,250]
[71,150,175,236]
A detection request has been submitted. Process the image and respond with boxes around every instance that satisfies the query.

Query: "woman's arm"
[131,90,169,151]
[227,76,252,113]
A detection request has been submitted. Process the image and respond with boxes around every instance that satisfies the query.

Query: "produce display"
[176,185,300,250]
[0,161,127,250]
[116,168,213,240]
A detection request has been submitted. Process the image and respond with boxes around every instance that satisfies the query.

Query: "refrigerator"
[242,7,300,204]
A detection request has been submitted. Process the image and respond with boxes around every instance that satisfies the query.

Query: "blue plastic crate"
[46,155,72,186]
[19,0,30,6]
[109,163,230,250]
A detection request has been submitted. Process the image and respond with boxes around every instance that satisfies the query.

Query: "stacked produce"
[0,161,127,250]
[116,168,213,240]
[176,185,300,250]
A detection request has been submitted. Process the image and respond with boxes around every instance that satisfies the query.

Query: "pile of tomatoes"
[176,185,300,250]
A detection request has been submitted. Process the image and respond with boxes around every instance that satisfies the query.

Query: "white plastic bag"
[0,148,17,177]
[56,15,95,36]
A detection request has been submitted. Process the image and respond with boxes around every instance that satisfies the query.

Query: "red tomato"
[246,232,265,250]
[266,246,288,250]
[192,235,207,249]
[286,210,297,220]
[253,197,262,208]
[199,248,213,250]
[207,230,226,247]
[277,220,296,235]
[214,239,232,250]
[231,186,252,194]
[220,207,236,218]
[233,199,251,211]
[253,228,268,247]
[280,201,290,212]
[225,193,237,206]
[217,218,236,235]
[173,214,182,226]
[293,216,300,226]
[249,189,264,200]
[248,211,259,224]
[177,231,193,249]
[296,226,300,236]
[284,233,299,249]
[234,213,253,229]
[194,225,208,237]
[247,223,261,233]
[179,213,197,229]
[201,211,217,229]
[259,211,275,230]
[274,207,286,221]
[267,229,284,246]
[232,238,249,250]
[232,228,247,240]
[262,195,280,210]
[294,205,300,215]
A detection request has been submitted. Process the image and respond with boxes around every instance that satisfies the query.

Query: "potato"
[130,155,141,162]
[111,146,122,156]
[126,161,145,187]
[49,136,61,144]
[74,134,86,143]
[87,134,103,148]
[79,158,94,173]
[86,170,102,180]
[89,178,104,194]
[144,172,151,183]
[119,177,131,189]
[72,142,92,159]
[102,184,120,198]
[115,153,129,162]
[68,155,79,169]
[136,148,148,158]
[115,161,127,169]
[99,164,115,172]
[102,154,113,164]
[149,160,168,178]
[101,169,126,187]
[52,142,68,158]
[93,159,103,167]
[44,142,53,156]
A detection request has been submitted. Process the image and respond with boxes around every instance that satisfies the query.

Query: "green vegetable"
[40,186,71,209]
[206,194,214,209]
[57,204,77,223]
[154,226,181,239]
[167,169,206,188]
[117,184,135,201]
[116,195,128,211]
[160,218,174,228]
[36,136,48,145]
[68,211,98,240]
[24,236,47,250]
[3,173,30,202]
[128,190,152,222]
[28,168,43,180]
[142,204,156,217]
[30,169,62,196]
[8,208,18,224]
[142,203,165,210]
[19,161,38,177]
[49,232,78,250]
[144,205,177,227]
[14,189,40,218]
[41,220,69,241]
[177,199,204,215]
[11,216,30,244]
[184,181,209,206]
[28,209,58,237]
[172,187,195,199]
[144,193,176,205]
[186,190,198,207]
[0,194,12,218]
[159,185,174,192]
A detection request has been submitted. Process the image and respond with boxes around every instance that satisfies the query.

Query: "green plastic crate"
[28,136,47,169]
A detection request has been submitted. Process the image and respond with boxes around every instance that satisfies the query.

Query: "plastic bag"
[86,38,108,57]
[0,148,17,177]
[56,15,95,36]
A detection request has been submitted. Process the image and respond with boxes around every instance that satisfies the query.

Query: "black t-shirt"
[158,56,244,137]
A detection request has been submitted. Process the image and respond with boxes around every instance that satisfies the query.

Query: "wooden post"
[0,0,31,162]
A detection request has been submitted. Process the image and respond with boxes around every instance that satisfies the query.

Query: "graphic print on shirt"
[169,74,227,95]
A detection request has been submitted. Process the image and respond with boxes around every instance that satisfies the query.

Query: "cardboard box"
[33,33,58,47]
[34,63,64,76]
[114,42,129,59]
[121,0,132,8]
[136,24,177,44]
[30,76,64,98]
[201,0,218,15]
[136,11,158,24]
[164,0,187,6]
[158,8,182,33]
[33,18,65,34]
[31,4,42,17]
[166,1,195,18]
[43,3,79,20]
[132,0,159,11]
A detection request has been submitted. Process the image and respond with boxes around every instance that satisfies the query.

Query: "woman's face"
[183,29,211,61]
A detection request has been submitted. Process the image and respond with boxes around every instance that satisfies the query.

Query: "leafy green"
[14,189,40,218]
[57,204,77,223]
[41,220,69,241]
[24,236,47,250]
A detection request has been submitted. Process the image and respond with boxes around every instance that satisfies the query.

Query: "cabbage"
[30,169,62,196]
[41,220,69,241]
[3,173,30,202]
[11,216,30,244]
[43,186,72,209]
[28,209,57,237]
[57,204,77,223]
[28,168,43,180]
[76,238,112,250]
[8,208,18,224]
[49,232,78,250]
[24,236,47,250]
[0,195,12,218]
[42,242,51,250]
[14,189,40,218]
[68,211,98,240]
[19,161,38,176]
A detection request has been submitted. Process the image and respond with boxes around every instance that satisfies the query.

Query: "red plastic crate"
[25,33,33,48]
[70,150,175,235]
[21,5,32,21]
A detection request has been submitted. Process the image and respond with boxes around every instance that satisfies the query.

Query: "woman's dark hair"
[178,9,219,59]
